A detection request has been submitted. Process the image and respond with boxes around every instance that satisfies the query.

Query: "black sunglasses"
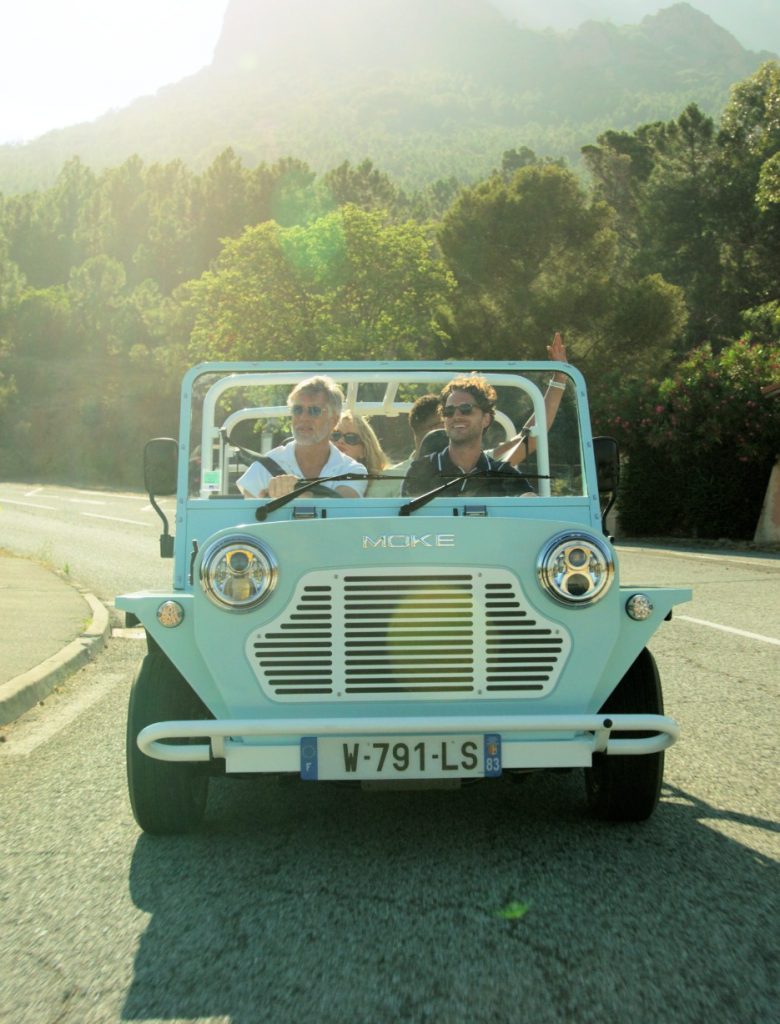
[443,402,482,417]
[331,430,363,445]
[291,403,325,417]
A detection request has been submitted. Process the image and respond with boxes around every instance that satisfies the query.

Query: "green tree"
[0,226,24,411]
[3,158,95,287]
[251,157,319,228]
[186,205,454,362]
[716,61,780,343]
[131,159,199,291]
[583,68,780,352]
[438,162,685,378]
[192,149,256,270]
[582,126,659,264]
[67,255,129,356]
[636,105,725,345]
[320,159,404,214]
[77,156,149,278]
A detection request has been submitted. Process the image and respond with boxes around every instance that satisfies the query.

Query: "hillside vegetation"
[0,1,774,194]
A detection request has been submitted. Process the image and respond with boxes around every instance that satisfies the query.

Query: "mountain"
[0,0,775,194]
[491,1,780,57]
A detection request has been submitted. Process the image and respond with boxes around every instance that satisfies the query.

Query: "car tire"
[584,647,664,822]
[126,647,211,835]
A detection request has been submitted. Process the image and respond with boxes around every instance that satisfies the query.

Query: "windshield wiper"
[255,472,371,521]
[398,470,544,516]
[399,472,493,516]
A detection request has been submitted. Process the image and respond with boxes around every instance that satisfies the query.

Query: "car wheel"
[584,647,664,822]
[126,647,211,835]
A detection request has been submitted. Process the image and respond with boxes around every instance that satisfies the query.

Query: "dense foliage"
[607,341,780,539]
[0,62,778,536]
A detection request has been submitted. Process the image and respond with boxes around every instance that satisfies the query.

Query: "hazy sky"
[0,0,230,144]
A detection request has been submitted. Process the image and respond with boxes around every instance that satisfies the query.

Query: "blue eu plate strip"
[301,737,318,780]
[484,734,502,777]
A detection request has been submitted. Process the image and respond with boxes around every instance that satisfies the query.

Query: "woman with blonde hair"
[331,412,398,495]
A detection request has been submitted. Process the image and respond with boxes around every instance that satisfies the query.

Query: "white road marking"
[112,627,147,640]
[24,487,44,497]
[619,544,780,569]
[81,512,151,527]
[1,675,126,758]
[0,497,58,511]
[677,615,780,647]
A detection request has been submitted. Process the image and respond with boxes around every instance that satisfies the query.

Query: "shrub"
[604,341,780,539]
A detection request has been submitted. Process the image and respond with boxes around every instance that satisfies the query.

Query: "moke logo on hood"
[362,534,455,549]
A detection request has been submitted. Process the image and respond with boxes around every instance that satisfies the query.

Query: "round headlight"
[200,535,277,611]
[537,532,614,606]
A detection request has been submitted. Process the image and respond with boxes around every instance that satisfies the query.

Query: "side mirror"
[144,438,178,496]
[143,438,178,559]
[593,436,619,494]
[593,436,619,534]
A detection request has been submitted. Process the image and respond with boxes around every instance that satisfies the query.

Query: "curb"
[0,588,111,727]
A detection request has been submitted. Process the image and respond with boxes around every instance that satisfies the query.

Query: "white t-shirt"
[237,442,367,498]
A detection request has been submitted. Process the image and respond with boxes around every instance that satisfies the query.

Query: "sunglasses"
[331,431,363,445]
[290,404,325,417]
[443,402,482,417]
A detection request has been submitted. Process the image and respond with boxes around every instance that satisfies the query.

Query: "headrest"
[418,428,448,458]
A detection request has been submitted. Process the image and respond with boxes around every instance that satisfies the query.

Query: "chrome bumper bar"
[137,713,679,771]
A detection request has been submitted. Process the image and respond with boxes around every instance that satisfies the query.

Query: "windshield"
[186,366,585,501]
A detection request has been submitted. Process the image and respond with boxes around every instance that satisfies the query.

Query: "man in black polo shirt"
[402,375,534,498]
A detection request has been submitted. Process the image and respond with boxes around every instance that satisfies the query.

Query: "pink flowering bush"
[593,341,780,539]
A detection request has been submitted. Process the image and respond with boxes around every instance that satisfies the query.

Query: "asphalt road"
[0,482,778,1024]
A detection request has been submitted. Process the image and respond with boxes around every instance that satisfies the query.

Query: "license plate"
[300,734,501,781]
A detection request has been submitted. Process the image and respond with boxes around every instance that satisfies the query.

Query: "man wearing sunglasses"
[237,376,367,499]
[401,376,533,498]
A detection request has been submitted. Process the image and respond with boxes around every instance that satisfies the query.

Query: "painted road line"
[677,616,780,647]
[0,497,58,511]
[81,512,151,527]
[619,545,780,569]
[2,673,126,758]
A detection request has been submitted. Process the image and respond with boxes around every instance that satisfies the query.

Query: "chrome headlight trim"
[200,534,278,611]
[536,531,614,606]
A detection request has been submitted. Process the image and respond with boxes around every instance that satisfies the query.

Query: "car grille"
[246,568,569,702]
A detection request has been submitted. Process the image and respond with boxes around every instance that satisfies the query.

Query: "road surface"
[0,482,777,1023]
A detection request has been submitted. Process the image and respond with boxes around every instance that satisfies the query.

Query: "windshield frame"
[181,360,590,504]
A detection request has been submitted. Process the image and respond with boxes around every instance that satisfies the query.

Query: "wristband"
[548,378,566,390]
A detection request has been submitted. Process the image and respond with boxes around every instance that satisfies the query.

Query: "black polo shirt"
[401,447,534,498]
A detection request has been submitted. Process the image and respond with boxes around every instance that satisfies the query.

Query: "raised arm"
[494,332,569,465]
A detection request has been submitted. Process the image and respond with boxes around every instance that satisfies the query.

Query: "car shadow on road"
[122,773,778,1024]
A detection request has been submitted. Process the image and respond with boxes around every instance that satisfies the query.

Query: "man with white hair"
[237,375,367,499]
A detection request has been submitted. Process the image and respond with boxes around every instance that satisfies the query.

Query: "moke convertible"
[118,360,691,833]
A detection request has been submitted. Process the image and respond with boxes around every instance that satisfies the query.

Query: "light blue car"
[117,361,691,833]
